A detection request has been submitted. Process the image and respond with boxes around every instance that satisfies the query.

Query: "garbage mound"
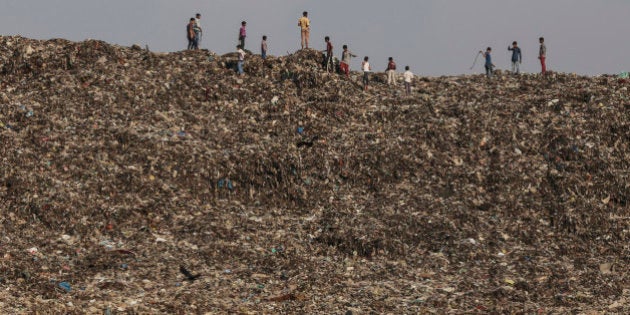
[0,36,628,313]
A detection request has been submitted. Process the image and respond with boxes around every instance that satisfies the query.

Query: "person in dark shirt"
[508,41,522,74]
[324,36,333,72]
[480,47,494,78]
[187,18,197,50]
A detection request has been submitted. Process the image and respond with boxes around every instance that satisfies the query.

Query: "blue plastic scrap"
[58,281,72,292]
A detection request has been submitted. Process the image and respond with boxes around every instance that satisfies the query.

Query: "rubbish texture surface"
[0,36,629,313]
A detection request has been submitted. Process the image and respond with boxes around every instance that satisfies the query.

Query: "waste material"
[0,35,628,313]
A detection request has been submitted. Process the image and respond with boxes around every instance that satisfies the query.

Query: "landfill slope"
[0,36,628,313]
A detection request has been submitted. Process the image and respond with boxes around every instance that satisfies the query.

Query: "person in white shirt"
[194,13,202,46]
[236,45,245,75]
[362,56,371,91]
[403,66,413,96]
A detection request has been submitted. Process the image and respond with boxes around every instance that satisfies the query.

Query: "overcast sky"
[1,0,629,76]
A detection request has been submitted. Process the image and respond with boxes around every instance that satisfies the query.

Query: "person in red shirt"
[238,21,247,49]
[385,57,397,85]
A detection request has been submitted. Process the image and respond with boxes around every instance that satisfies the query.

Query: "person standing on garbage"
[362,56,371,91]
[385,57,397,85]
[507,41,522,74]
[238,21,247,49]
[194,13,203,47]
[236,45,246,75]
[480,47,494,78]
[538,37,546,74]
[340,45,356,77]
[261,35,268,60]
[324,36,333,72]
[403,66,413,96]
[187,18,198,50]
[298,12,310,49]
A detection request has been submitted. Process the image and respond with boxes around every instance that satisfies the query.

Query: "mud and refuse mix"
[0,36,628,313]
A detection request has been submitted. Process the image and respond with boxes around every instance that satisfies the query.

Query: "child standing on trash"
[362,56,371,91]
[403,66,413,96]
[238,21,247,49]
[539,37,546,75]
[236,45,245,75]
[340,45,356,77]
[187,18,198,50]
[386,57,397,85]
[480,47,494,78]
[194,13,202,47]
[261,35,268,60]
[324,36,333,72]
[508,41,522,74]
[298,11,310,49]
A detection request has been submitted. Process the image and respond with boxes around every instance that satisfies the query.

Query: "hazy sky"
[1,0,629,76]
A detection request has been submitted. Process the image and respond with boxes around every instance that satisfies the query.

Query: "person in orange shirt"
[298,11,310,49]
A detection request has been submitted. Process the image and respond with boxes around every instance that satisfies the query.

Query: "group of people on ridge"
[187,11,415,94]
[480,37,547,78]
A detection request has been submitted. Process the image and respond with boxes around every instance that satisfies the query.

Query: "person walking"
[538,37,546,75]
[298,11,310,49]
[261,35,268,60]
[238,21,247,49]
[324,36,333,72]
[236,45,246,75]
[340,45,356,77]
[403,66,413,96]
[362,56,371,91]
[386,57,397,85]
[507,41,522,74]
[187,18,198,50]
[194,13,203,47]
[480,47,494,78]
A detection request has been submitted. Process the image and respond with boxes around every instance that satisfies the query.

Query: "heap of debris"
[0,36,628,313]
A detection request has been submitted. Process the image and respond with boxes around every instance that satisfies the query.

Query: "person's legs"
[237,61,244,75]
[305,30,310,49]
[405,82,411,95]
[540,57,546,74]
[515,61,519,74]
[340,62,349,77]
[300,30,306,49]
[485,65,492,78]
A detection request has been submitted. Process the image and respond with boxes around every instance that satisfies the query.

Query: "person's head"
[405,66,410,71]
[512,41,517,46]
[343,44,348,50]
[539,37,544,43]
[364,56,369,61]
[196,13,201,19]
[189,18,195,23]
[237,44,242,49]
[486,47,492,52]
[388,57,393,61]
[303,11,308,17]
[242,21,247,26]
[262,35,267,40]
[325,36,330,42]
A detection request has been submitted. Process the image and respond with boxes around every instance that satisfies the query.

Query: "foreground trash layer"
[0,36,629,313]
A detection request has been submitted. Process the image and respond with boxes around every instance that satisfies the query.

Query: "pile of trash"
[0,36,628,313]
